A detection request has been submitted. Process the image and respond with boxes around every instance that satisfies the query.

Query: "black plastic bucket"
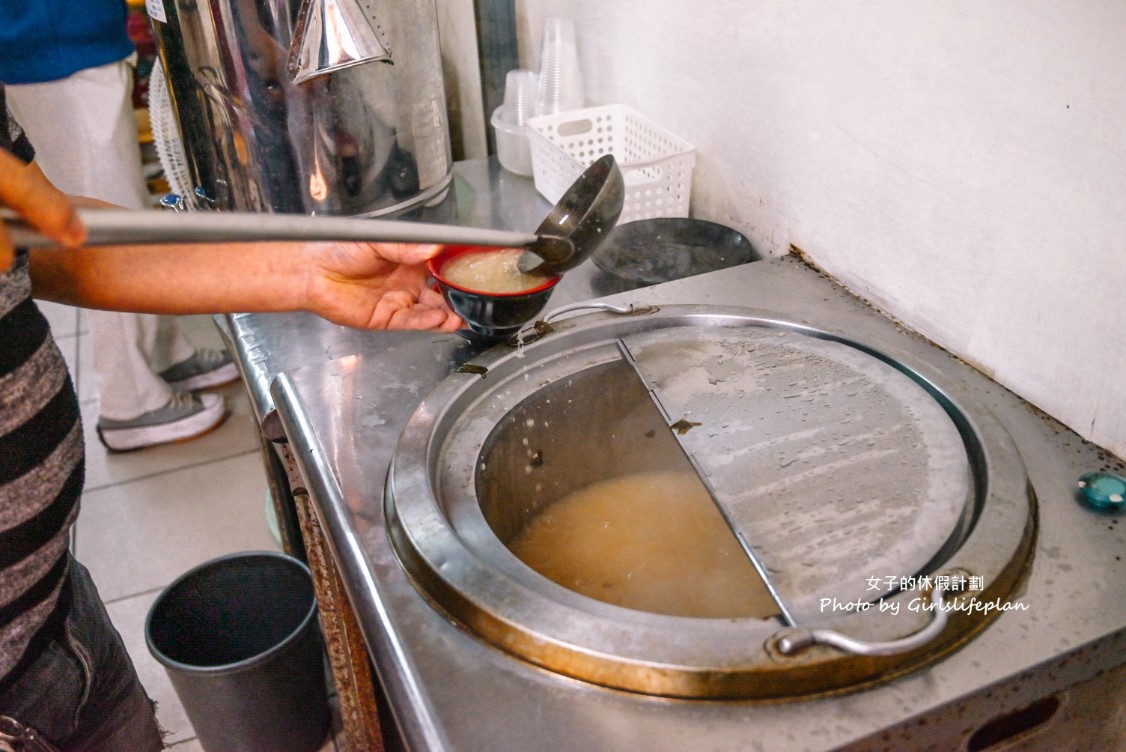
[145,551,329,752]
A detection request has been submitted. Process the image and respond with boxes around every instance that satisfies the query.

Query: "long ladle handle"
[1,207,546,250]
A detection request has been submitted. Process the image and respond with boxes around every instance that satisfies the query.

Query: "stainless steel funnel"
[289,0,393,84]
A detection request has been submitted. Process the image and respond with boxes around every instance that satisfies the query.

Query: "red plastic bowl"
[429,246,561,340]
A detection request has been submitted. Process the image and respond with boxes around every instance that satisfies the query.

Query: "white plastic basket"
[526,104,695,223]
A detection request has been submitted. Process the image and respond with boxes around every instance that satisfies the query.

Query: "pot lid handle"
[771,586,949,658]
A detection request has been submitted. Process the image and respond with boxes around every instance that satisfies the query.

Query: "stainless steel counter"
[221,160,1126,751]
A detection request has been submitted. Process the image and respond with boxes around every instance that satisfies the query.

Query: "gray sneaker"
[159,348,239,391]
[97,391,226,451]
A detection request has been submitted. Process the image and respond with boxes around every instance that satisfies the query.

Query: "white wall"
[509,0,1126,459]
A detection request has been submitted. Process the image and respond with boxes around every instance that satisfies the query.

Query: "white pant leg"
[87,310,172,420]
[8,59,197,419]
[146,317,198,374]
[90,306,197,420]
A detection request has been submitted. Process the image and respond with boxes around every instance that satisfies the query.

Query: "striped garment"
[1,95,85,682]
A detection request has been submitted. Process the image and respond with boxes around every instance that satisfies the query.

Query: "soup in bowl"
[429,245,561,340]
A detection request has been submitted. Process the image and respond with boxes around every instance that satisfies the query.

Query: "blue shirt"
[0,0,135,84]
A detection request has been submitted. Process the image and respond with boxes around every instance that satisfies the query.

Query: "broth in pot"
[508,471,780,619]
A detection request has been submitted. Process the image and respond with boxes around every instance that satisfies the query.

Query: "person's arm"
[29,236,462,331]
[0,149,85,271]
[2,149,461,331]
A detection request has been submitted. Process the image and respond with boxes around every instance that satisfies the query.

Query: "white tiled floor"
[39,302,342,751]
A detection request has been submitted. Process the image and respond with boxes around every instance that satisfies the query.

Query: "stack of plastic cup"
[534,17,584,117]
[492,69,538,175]
[502,69,537,125]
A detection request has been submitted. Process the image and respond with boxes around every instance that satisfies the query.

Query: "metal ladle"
[3,155,625,278]
[516,153,624,275]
